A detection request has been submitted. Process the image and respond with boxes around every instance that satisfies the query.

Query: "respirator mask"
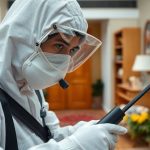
[22,24,102,89]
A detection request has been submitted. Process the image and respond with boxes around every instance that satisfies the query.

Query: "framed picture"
[144,20,150,54]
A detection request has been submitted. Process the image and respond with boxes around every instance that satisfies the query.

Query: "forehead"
[42,32,81,47]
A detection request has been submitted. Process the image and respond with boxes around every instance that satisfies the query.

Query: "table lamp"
[132,54,150,88]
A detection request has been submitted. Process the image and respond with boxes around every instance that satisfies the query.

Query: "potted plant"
[124,110,150,146]
[92,79,104,109]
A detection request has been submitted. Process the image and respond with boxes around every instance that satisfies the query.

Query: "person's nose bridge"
[64,48,71,55]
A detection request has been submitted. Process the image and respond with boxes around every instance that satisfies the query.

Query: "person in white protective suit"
[0,0,127,149]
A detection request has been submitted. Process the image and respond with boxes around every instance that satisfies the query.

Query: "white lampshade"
[132,55,150,71]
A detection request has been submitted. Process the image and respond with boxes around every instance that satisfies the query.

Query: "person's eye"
[55,43,64,50]
[70,46,80,56]
[54,43,69,54]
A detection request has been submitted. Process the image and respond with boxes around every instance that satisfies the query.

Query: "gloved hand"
[52,120,98,141]
[45,111,98,141]
[65,123,127,150]
[73,120,98,131]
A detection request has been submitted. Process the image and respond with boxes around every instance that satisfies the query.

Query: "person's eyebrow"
[57,37,70,46]
[48,33,70,46]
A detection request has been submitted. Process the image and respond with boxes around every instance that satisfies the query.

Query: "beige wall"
[138,0,150,52]
[0,0,7,21]
[88,21,101,83]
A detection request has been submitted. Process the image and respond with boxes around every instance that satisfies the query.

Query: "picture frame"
[144,20,150,54]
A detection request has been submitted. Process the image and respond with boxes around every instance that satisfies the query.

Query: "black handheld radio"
[97,84,150,124]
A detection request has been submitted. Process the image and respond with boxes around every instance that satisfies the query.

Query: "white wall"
[138,0,150,52]
[83,8,139,20]
[101,19,139,111]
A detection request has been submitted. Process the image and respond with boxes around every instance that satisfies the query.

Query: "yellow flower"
[137,112,149,124]
[130,113,140,122]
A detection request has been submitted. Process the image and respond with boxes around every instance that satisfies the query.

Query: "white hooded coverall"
[0,0,89,149]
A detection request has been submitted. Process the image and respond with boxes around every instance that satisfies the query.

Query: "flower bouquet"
[123,105,150,144]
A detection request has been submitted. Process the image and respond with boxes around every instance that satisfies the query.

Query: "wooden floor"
[116,135,149,150]
[54,109,150,150]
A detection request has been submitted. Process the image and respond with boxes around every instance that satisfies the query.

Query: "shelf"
[116,76,122,80]
[117,84,141,92]
[116,83,150,108]
[115,45,122,50]
[117,92,131,101]
[115,60,123,64]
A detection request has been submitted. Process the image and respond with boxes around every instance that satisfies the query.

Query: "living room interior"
[1,0,150,149]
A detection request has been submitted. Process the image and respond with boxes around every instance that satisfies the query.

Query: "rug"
[55,109,106,126]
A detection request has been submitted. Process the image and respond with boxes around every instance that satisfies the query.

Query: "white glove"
[73,120,98,131]
[49,120,98,141]
[45,111,98,141]
[67,123,127,150]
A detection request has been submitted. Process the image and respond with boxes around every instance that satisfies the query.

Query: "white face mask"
[22,52,71,89]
